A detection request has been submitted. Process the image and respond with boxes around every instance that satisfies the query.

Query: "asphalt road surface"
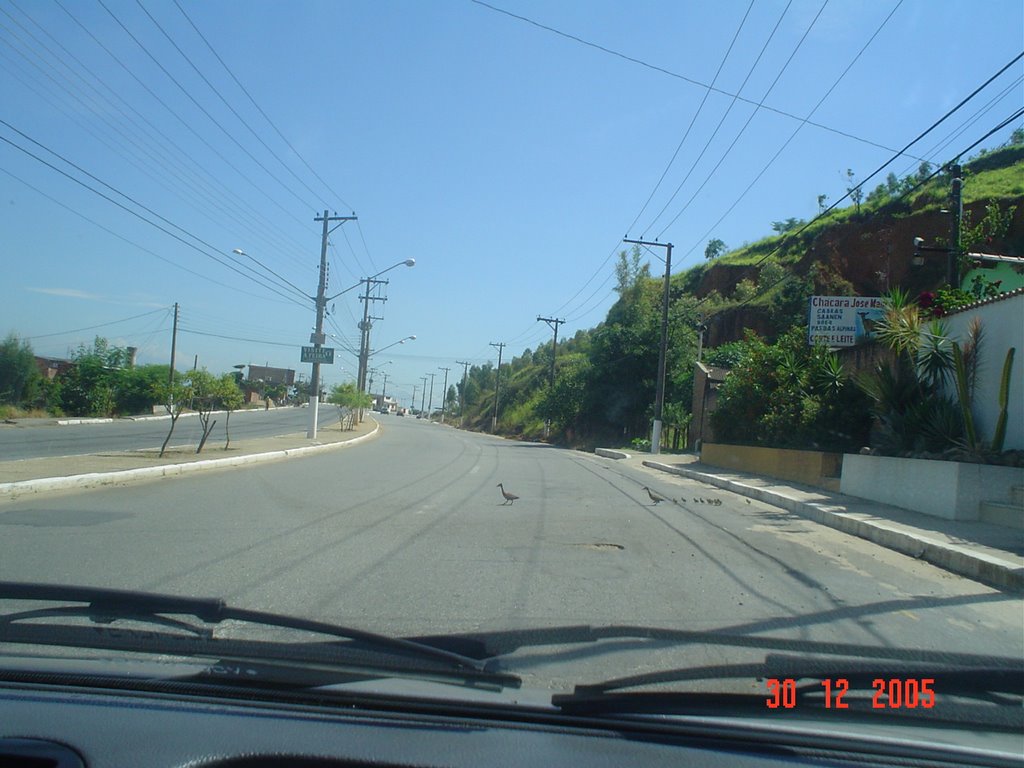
[1,414,1020,691]
[0,405,339,460]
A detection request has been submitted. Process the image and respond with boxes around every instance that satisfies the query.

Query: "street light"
[370,335,416,357]
[325,259,416,303]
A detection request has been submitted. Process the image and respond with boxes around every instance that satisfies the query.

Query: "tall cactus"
[992,347,1015,452]
[952,342,1015,453]
[951,342,977,449]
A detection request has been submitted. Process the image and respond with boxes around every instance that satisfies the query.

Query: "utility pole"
[356,279,388,419]
[489,342,505,433]
[310,210,356,439]
[695,317,709,363]
[438,366,450,423]
[456,360,471,424]
[624,238,672,455]
[168,302,179,390]
[426,372,436,419]
[537,315,564,438]
[412,384,418,413]
[420,376,428,417]
[948,163,962,288]
[536,316,564,389]
[381,372,390,408]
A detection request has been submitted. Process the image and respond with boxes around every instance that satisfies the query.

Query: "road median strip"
[0,422,379,499]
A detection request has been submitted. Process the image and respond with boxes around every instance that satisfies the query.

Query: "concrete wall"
[702,443,843,491]
[841,453,1024,520]
[940,292,1023,450]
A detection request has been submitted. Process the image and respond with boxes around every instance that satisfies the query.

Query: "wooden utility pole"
[489,342,505,433]
[624,238,672,454]
[456,360,471,424]
[438,366,450,423]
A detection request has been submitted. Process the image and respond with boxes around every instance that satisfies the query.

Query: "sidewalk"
[600,449,1023,593]
[0,416,379,500]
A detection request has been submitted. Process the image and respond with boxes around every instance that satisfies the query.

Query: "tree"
[328,382,372,430]
[710,327,871,451]
[770,217,803,234]
[114,364,169,416]
[218,373,245,450]
[817,194,828,214]
[0,333,40,407]
[614,246,650,297]
[57,337,128,416]
[154,376,190,458]
[704,238,727,260]
[845,169,863,214]
[185,370,221,454]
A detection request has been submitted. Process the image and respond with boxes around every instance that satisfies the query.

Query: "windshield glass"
[1,0,1022,742]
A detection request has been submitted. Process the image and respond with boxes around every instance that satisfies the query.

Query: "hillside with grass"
[451,142,1023,448]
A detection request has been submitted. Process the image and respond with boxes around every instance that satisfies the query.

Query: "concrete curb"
[123,406,300,422]
[644,460,1023,593]
[595,448,631,460]
[0,423,379,500]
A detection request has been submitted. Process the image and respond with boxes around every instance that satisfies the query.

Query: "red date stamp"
[766,677,936,710]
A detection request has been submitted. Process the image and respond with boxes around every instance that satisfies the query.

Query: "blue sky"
[2,0,1021,408]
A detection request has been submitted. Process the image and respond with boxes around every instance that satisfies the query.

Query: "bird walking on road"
[642,486,669,505]
[497,483,519,505]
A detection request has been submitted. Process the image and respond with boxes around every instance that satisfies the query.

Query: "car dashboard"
[4,679,1022,768]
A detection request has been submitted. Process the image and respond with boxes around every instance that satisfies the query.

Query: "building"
[690,362,729,451]
[34,356,74,381]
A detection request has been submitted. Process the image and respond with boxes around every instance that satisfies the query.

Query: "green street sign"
[301,346,334,364]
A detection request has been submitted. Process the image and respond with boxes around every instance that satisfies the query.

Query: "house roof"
[945,286,1024,316]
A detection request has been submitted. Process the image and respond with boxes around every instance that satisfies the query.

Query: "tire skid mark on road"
[566,453,839,629]
[505,451,551,627]
[296,443,507,616]
[575,457,1022,648]
[138,426,485,595]
[222,429,508,609]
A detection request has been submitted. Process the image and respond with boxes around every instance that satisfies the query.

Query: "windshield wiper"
[552,653,1023,730]
[0,581,519,691]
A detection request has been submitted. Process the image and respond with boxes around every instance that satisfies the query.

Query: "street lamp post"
[624,238,673,455]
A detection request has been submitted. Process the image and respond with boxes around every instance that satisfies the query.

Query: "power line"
[134,0,327,209]
[42,0,319,268]
[64,0,310,233]
[103,0,317,215]
[643,0,807,236]
[553,0,895,323]
[624,0,756,236]
[469,0,922,160]
[0,165,303,305]
[172,0,353,211]
[24,308,170,340]
[177,327,300,349]
[0,112,312,306]
[663,0,907,249]
[0,0,312,270]
[0,123,313,308]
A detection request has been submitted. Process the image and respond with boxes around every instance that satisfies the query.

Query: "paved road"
[0,406,340,460]
[1,414,1020,691]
